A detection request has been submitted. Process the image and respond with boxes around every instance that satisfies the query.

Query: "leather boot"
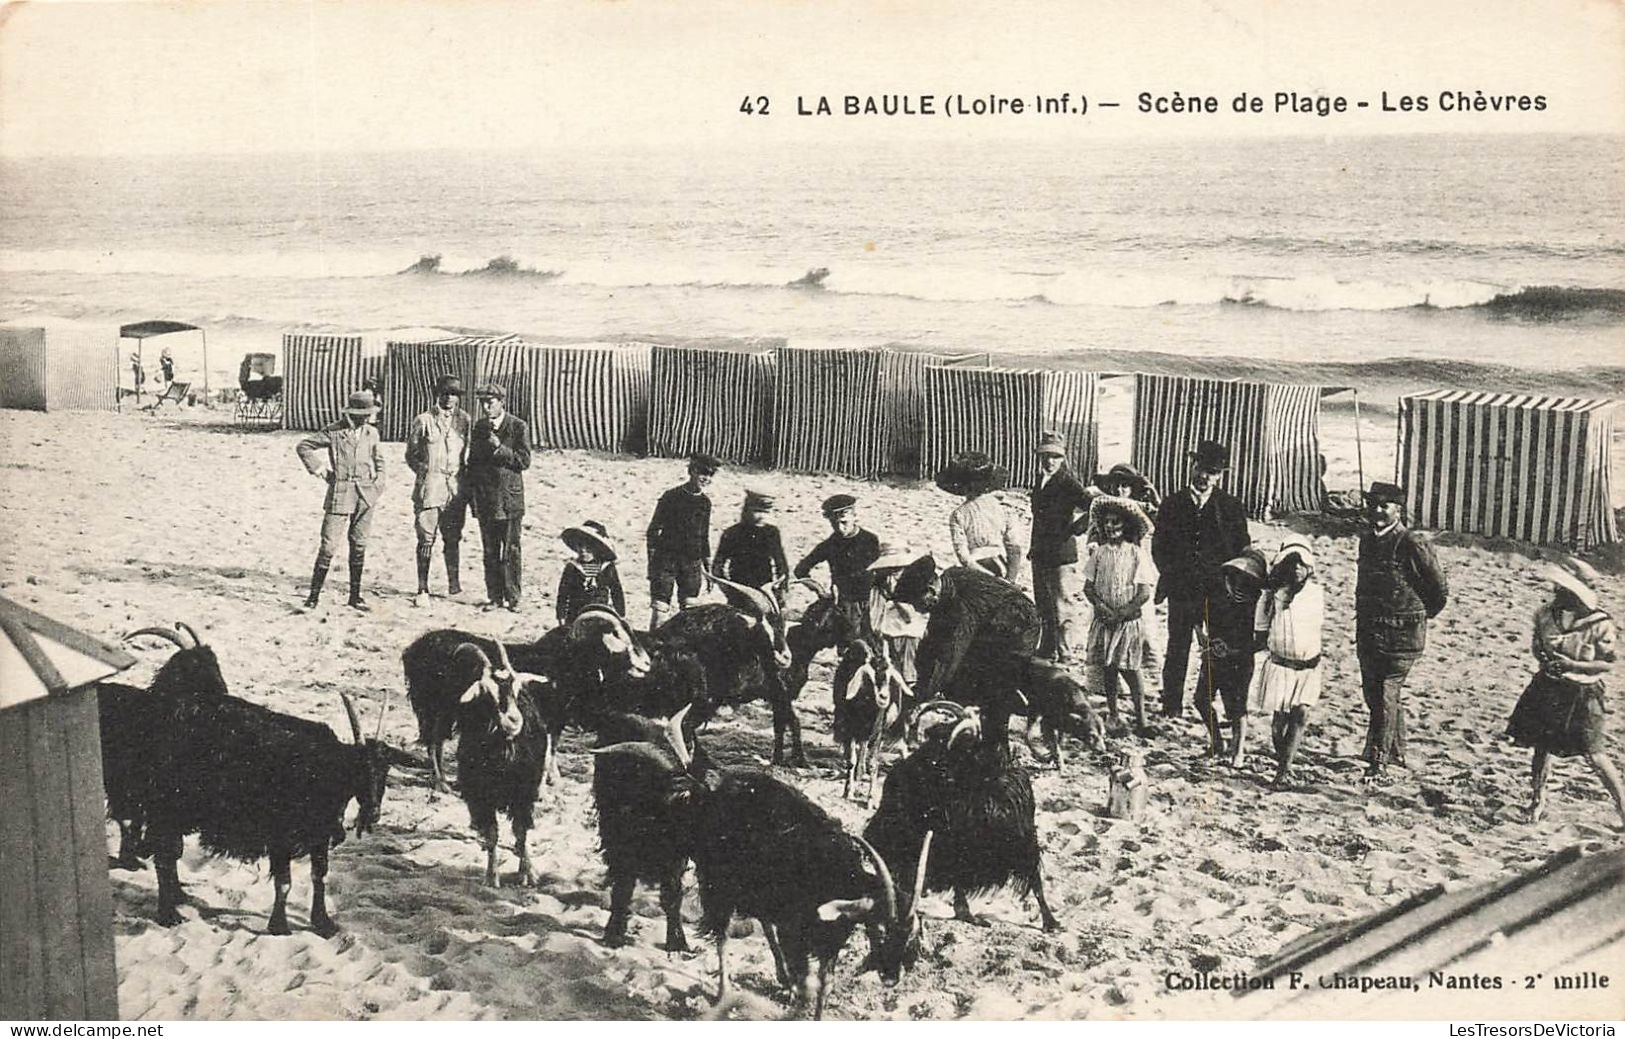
[444,544,462,596]
[304,554,331,608]
[414,547,432,606]
[347,549,370,611]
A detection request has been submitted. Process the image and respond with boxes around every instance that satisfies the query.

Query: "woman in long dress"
[1248,541,1324,789]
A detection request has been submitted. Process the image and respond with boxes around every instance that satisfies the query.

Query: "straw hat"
[561,520,616,562]
[1087,495,1153,543]
[934,451,1010,498]
[342,389,380,416]
[868,542,924,572]
[1543,556,1601,611]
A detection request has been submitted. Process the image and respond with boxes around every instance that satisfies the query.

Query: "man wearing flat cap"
[646,453,722,628]
[794,493,883,637]
[296,388,386,611]
[405,374,471,606]
[1356,481,1448,783]
[713,489,790,592]
[467,383,532,612]
[1028,431,1093,664]
[1151,439,1251,718]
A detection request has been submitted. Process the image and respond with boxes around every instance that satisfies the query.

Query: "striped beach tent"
[0,323,117,412]
[1131,375,1325,519]
[282,331,395,431]
[877,348,989,476]
[647,345,776,465]
[380,333,525,443]
[525,342,651,454]
[919,365,1100,489]
[1398,390,1618,548]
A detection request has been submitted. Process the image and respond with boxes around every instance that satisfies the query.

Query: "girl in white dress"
[1082,496,1158,732]
[1248,540,1324,788]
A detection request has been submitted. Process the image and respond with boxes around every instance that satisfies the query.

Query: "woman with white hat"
[1506,556,1625,827]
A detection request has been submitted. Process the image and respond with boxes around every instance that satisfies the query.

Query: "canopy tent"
[918,365,1100,489]
[524,342,651,454]
[647,345,777,465]
[1131,374,1328,519]
[281,327,454,432]
[120,320,208,396]
[0,597,132,1020]
[1398,391,1618,547]
[381,333,525,443]
[772,345,988,478]
[0,323,118,413]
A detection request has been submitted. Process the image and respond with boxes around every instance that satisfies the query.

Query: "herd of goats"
[95,576,1108,1019]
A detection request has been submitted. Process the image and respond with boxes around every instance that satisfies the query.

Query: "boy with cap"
[713,489,790,591]
[296,388,386,611]
[467,383,531,612]
[794,494,883,635]
[405,374,471,606]
[646,453,721,628]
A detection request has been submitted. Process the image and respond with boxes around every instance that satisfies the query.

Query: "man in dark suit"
[1151,439,1251,718]
[1027,431,1093,664]
[467,383,532,612]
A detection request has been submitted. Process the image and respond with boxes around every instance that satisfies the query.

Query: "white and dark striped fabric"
[1131,375,1323,519]
[0,327,48,411]
[1399,391,1618,547]
[0,325,118,412]
[647,345,775,465]
[773,347,887,476]
[877,349,987,476]
[920,366,1099,488]
[379,334,525,442]
[525,343,651,453]
[282,333,389,431]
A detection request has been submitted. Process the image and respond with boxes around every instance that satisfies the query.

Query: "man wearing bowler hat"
[467,383,532,612]
[1356,480,1448,783]
[1151,439,1251,718]
[405,374,472,606]
[1028,431,1093,664]
[296,387,386,611]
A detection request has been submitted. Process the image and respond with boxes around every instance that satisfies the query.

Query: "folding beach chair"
[141,381,190,412]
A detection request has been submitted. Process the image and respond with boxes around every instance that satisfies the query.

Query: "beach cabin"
[647,344,778,466]
[525,342,652,454]
[380,333,526,443]
[120,320,209,400]
[772,345,989,478]
[919,365,1100,488]
[282,327,458,432]
[1131,374,1327,519]
[0,598,134,1020]
[1397,391,1618,548]
[0,322,118,413]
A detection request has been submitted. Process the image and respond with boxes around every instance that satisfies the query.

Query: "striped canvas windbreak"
[380,334,525,442]
[282,333,389,431]
[1399,391,1618,547]
[0,327,48,411]
[773,347,887,476]
[1131,375,1323,519]
[919,366,1099,489]
[525,343,651,454]
[0,326,119,413]
[647,346,775,465]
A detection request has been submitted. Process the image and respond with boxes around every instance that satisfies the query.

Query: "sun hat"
[1543,555,1601,611]
[1189,440,1231,471]
[342,389,380,416]
[822,493,858,518]
[934,451,1010,498]
[434,374,464,396]
[868,542,924,572]
[1093,463,1151,496]
[1087,495,1153,543]
[1035,431,1067,457]
[474,383,506,400]
[561,520,616,562]
[1221,548,1270,585]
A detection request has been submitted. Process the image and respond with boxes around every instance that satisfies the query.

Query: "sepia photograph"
[0,0,1621,1024]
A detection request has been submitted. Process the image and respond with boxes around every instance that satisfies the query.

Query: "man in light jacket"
[297,388,386,611]
[405,374,471,606]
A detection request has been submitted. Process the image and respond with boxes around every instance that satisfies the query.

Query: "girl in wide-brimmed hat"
[1247,540,1325,789]
[936,451,1025,583]
[1082,496,1159,732]
[1505,556,1625,827]
[556,520,625,623]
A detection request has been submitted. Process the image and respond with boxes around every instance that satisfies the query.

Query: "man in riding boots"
[297,388,386,611]
[405,374,471,607]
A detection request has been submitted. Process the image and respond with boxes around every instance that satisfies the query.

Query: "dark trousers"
[1359,650,1414,767]
[1161,595,1213,715]
[478,514,523,606]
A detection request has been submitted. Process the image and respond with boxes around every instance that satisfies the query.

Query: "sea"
[1,133,1621,397]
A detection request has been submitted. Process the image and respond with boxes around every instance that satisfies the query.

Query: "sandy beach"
[1,397,1620,1022]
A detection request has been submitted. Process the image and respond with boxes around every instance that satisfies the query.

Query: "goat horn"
[374,685,391,740]
[665,703,694,769]
[340,693,364,745]
[907,699,967,742]
[453,641,494,673]
[123,626,188,650]
[851,835,899,926]
[708,571,779,618]
[792,577,832,601]
[493,640,516,674]
[912,831,933,909]
[175,622,201,649]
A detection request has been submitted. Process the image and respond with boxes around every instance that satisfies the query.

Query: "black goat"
[139,684,390,936]
[97,622,228,869]
[451,641,553,887]
[594,708,922,1019]
[784,578,857,702]
[864,700,1061,933]
[831,638,911,806]
[1010,654,1107,768]
[401,606,650,790]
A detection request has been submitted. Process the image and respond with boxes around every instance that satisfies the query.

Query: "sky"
[0,0,1621,156]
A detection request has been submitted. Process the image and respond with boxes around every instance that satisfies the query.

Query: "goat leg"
[714,928,731,1005]
[476,816,501,888]
[659,868,690,953]
[543,732,560,787]
[114,819,147,870]
[604,871,635,948]
[952,889,990,928]
[268,851,293,936]
[763,922,792,988]
[430,737,452,794]
[512,818,538,887]
[153,834,185,927]
[309,843,339,938]
[784,702,808,769]
[842,741,857,801]
[1029,862,1062,933]
[811,956,833,1021]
